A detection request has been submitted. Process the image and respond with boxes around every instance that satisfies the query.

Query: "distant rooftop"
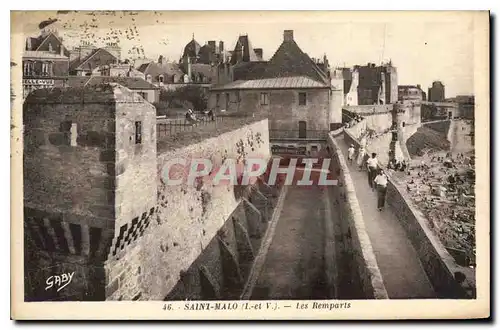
[63,76,159,90]
[211,76,328,91]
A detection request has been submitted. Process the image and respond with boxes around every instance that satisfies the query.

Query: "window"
[402,122,406,128]
[135,121,142,144]
[138,92,148,100]
[41,62,51,76]
[70,123,78,146]
[23,61,33,76]
[260,93,269,105]
[159,75,164,83]
[225,93,230,109]
[215,93,220,107]
[146,74,152,83]
[298,92,307,106]
[60,121,78,146]
[298,121,307,138]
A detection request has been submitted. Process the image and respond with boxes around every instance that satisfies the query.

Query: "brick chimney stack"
[284,30,294,42]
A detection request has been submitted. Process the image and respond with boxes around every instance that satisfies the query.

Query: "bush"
[159,85,208,112]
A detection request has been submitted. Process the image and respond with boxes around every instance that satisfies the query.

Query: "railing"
[157,112,270,138]
[157,115,228,138]
[269,129,329,140]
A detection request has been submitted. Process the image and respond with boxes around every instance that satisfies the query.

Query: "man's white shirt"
[367,157,378,169]
[374,174,388,187]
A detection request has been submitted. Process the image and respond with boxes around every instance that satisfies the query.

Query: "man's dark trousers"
[368,167,377,188]
[377,184,387,208]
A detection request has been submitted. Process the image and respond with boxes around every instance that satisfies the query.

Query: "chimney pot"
[284,30,294,42]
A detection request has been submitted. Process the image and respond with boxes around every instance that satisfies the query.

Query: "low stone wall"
[326,132,388,299]
[345,119,366,139]
[386,180,475,298]
[343,105,393,115]
[343,127,475,298]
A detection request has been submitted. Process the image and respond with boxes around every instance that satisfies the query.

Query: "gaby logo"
[160,157,338,186]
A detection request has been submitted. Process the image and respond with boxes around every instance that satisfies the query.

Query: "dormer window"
[48,43,53,52]
[146,74,152,83]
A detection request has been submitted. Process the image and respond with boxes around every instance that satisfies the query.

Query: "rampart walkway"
[336,135,437,299]
[249,185,329,300]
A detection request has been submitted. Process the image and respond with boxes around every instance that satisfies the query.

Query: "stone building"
[398,84,424,103]
[23,83,274,301]
[93,63,146,80]
[208,30,342,136]
[137,56,185,86]
[69,42,121,76]
[428,81,445,102]
[23,30,71,98]
[23,84,158,301]
[455,95,475,120]
[64,76,160,103]
[178,35,230,84]
[339,67,359,106]
[356,62,398,105]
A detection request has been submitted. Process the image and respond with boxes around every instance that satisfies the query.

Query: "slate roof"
[69,48,116,71]
[230,35,259,65]
[183,39,201,58]
[268,39,329,84]
[64,76,159,90]
[210,76,329,91]
[230,37,330,85]
[138,61,185,81]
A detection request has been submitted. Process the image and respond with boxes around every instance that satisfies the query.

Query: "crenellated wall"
[104,119,272,300]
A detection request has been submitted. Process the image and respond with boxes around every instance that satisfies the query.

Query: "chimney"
[208,41,216,51]
[26,38,32,51]
[254,48,263,60]
[283,30,294,42]
[219,41,224,54]
[417,84,421,89]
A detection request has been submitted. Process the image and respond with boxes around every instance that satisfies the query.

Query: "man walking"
[347,144,355,165]
[366,153,379,190]
[374,169,388,211]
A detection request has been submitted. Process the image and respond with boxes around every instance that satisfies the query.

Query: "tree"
[154,85,208,116]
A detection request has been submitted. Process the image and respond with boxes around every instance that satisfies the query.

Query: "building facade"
[64,76,160,104]
[398,84,423,103]
[455,95,475,120]
[208,30,342,136]
[428,81,445,102]
[23,30,70,98]
[69,42,121,76]
[356,62,398,105]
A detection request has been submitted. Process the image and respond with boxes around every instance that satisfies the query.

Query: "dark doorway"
[298,121,307,138]
[448,111,453,119]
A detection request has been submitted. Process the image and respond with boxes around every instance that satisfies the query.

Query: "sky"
[12,11,480,97]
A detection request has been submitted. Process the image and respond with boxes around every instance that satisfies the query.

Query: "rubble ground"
[391,149,476,267]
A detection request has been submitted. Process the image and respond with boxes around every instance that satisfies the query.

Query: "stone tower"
[23,84,158,301]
